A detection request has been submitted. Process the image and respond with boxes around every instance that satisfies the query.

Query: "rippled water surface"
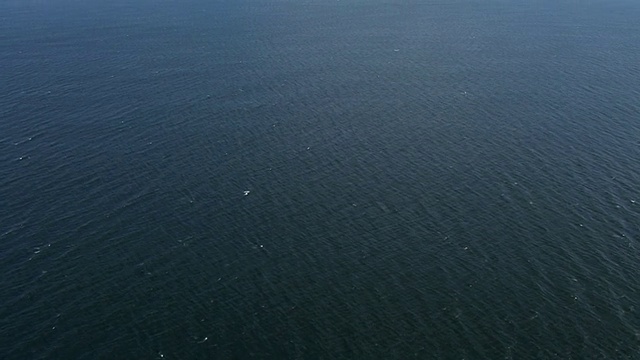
[1,0,640,358]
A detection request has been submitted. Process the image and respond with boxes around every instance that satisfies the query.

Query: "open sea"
[1,0,640,358]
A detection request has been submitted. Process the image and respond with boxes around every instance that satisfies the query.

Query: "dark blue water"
[2,0,640,358]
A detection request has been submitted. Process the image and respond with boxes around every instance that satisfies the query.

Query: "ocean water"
[1,0,639,358]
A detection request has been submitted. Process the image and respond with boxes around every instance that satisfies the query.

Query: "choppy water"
[1,0,640,358]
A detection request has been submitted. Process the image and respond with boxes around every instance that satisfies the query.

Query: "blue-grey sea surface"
[1,0,639,358]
